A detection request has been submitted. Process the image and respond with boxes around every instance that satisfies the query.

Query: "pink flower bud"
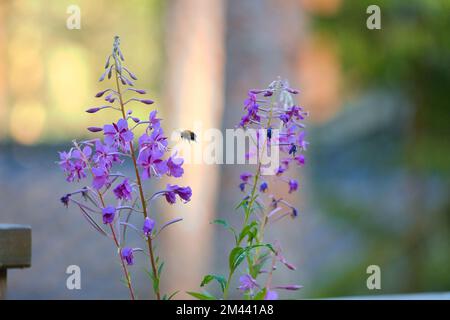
[139,99,154,105]
[86,107,101,113]
[87,127,103,132]
[95,89,109,98]
[99,70,107,82]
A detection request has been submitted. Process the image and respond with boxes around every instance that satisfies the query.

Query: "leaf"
[167,291,180,300]
[186,291,216,300]
[144,268,159,294]
[229,247,245,273]
[158,261,165,277]
[254,200,265,213]
[212,219,238,244]
[234,197,249,211]
[229,244,275,274]
[251,252,271,277]
[238,221,258,244]
[77,204,108,237]
[200,274,227,293]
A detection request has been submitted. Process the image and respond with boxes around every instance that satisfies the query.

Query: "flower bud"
[139,99,154,105]
[87,127,103,132]
[86,107,101,113]
[95,89,109,98]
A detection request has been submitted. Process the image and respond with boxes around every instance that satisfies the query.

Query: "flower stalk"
[58,36,191,300]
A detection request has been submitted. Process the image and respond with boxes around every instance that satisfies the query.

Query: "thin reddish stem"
[114,71,161,300]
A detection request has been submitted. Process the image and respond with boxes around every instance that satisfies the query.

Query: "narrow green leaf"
[158,261,165,277]
[238,221,258,244]
[212,219,238,244]
[186,291,216,300]
[229,247,245,272]
[230,244,275,273]
[167,290,180,300]
[200,274,227,293]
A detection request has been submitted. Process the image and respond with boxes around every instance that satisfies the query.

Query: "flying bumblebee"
[180,130,197,143]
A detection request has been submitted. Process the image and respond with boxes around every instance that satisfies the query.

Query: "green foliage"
[313,0,450,172]
[200,274,227,293]
[186,291,216,300]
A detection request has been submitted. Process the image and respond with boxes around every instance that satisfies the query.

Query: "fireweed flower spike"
[57,36,192,300]
[192,79,307,300]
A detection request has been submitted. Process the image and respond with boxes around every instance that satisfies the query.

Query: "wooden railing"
[0,224,31,299]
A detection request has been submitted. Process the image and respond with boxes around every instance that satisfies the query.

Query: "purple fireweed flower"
[121,247,134,265]
[94,140,122,169]
[244,92,258,110]
[58,151,72,171]
[288,179,298,193]
[294,154,305,166]
[137,148,168,179]
[104,119,134,151]
[238,274,259,291]
[143,217,155,237]
[113,179,132,201]
[58,149,91,182]
[231,79,308,300]
[297,131,309,151]
[148,110,161,129]
[138,126,168,153]
[102,206,116,224]
[264,290,278,300]
[72,146,92,161]
[92,166,109,190]
[166,154,184,178]
[164,184,192,204]
[58,37,194,299]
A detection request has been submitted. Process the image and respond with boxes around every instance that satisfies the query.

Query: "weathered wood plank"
[0,224,31,268]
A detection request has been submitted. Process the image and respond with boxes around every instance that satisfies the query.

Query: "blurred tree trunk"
[0,1,8,139]
[163,0,225,299]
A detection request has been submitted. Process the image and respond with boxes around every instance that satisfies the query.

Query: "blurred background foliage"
[0,0,448,299]
[305,0,450,297]
[312,0,450,172]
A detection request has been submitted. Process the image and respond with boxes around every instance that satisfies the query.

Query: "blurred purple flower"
[288,179,298,193]
[113,179,132,201]
[121,247,134,265]
[92,166,109,190]
[240,172,252,183]
[102,206,116,224]
[94,140,121,169]
[143,217,155,237]
[260,181,268,193]
[167,154,184,178]
[238,274,258,291]
[264,290,278,300]
[164,184,192,204]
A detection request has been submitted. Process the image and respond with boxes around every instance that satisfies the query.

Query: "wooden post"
[0,224,32,299]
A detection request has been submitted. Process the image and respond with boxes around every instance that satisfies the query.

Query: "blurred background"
[0,0,449,299]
